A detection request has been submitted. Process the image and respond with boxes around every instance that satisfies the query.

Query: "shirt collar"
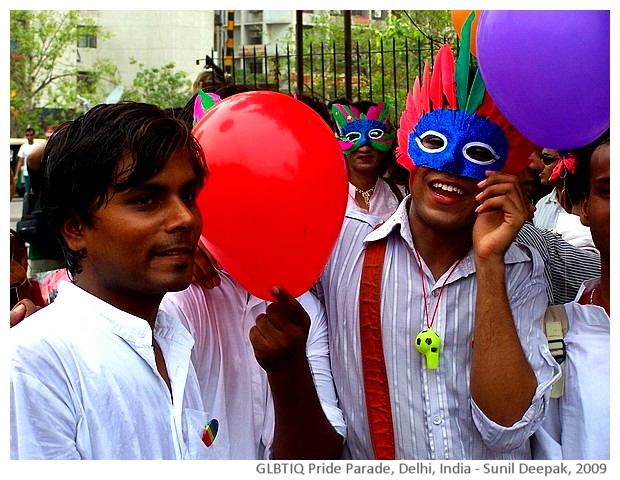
[365,194,414,249]
[362,194,531,269]
[56,280,191,349]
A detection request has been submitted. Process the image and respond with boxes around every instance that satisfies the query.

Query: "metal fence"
[200,36,456,127]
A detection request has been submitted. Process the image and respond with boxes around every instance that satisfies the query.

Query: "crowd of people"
[8,36,609,462]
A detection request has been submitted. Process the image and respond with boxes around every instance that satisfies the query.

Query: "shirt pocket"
[183,408,229,459]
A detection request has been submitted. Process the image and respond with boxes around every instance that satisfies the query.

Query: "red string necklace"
[413,246,464,369]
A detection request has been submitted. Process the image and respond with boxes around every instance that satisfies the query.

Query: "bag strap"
[385,177,405,203]
[359,232,396,459]
[544,304,569,398]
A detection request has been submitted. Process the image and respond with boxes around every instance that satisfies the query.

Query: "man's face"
[581,143,610,265]
[408,166,480,235]
[25,131,35,145]
[518,148,544,220]
[68,150,203,310]
[540,148,560,187]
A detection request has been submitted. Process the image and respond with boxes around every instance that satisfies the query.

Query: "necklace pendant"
[415,328,441,369]
[355,186,374,208]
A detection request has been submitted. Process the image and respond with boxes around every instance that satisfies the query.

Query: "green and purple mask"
[332,101,395,155]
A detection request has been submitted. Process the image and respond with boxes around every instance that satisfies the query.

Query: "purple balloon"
[476,10,609,150]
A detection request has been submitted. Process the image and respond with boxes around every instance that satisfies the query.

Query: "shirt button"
[432,415,442,425]
[432,289,440,297]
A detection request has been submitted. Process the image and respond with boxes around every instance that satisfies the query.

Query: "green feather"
[455,11,476,110]
[465,68,486,114]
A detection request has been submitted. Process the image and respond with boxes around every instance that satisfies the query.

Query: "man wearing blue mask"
[313,39,559,460]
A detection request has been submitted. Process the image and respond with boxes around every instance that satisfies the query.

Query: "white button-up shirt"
[10,278,345,459]
[532,279,610,460]
[161,275,346,459]
[314,198,559,459]
[11,281,201,459]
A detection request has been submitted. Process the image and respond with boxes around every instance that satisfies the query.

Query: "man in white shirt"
[14,127,40,195]
[532,130,610,460]
[10,102,343,459]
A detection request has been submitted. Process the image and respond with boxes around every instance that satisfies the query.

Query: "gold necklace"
[355,186,374,208]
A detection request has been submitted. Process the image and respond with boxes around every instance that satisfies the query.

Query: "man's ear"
[61,214,88,252]
[579,194,590,227]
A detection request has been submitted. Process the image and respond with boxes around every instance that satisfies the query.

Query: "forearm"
[471,257,537,426]
[268,360,343,459]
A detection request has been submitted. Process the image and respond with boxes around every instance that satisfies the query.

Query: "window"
[77,27,97,48]
[248,26,262,45]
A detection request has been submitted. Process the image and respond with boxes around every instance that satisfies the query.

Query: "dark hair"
[41,101,209,277]
[293,93,335,131]
[568,128,610,202]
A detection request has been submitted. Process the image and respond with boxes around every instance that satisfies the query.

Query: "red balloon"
[193,91,348,301]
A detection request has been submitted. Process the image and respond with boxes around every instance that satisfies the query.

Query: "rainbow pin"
[202,419,219,447]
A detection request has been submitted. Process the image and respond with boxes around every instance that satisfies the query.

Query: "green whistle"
[415,328,441,369]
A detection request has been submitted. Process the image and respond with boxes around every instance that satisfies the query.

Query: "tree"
[10,10,118,136]
[123,58,193,109]
[277,10,456,122]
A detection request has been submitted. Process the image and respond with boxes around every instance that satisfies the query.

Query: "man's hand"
[473,171,528,262]
[249,286,311,373]
[10,299,41,327]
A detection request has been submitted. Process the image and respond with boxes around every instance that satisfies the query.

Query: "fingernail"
[13,303,26,313]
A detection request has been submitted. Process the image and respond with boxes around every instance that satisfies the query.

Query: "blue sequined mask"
[407,109,509,181]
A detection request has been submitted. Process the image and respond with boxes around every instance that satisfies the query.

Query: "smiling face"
[64,150,203,315]
[408,166,480,236]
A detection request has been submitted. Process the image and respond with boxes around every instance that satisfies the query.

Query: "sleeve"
[516,223,600,305]
[530,397,563,459]
[471,245,561,452]
[10,342,81,459]
[298,291,347,441]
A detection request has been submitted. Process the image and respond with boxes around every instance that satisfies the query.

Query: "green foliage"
[124,58,192,109]
[280,10,456,121]
[10,10,118,136]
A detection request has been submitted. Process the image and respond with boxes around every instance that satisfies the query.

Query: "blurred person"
[10,229,43,326]
[13,127,40,196]
[532,130,610,459]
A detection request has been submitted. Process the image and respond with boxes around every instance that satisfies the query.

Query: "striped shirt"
[515,223,600,305]
[315,199,559,460]
[533,189,563,229]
